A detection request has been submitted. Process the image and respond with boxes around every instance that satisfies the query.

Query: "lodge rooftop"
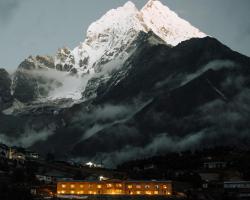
[57,179,173,196]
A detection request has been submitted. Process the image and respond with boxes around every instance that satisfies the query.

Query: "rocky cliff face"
[12,56,64,103]
[0,69,12,110]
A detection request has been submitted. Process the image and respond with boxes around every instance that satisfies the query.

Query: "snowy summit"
[55,0,206,76]
[11,0,207,103]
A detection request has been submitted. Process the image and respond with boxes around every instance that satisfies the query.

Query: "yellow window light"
[115,189,122,194]
[154,191,159,195]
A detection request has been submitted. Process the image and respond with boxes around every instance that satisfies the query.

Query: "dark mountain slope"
[70,37,250,164]
[95,37,250,104]
[1,35,249,166]
[0,69,13,111]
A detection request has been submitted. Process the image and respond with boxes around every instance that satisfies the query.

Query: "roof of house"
[57,179,172,183]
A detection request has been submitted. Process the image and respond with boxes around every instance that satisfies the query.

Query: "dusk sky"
[0,0,250,71]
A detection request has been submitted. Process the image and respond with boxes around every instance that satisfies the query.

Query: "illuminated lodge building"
[57,180,172,196]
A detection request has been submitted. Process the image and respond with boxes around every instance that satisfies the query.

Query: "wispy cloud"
[82,132,204,167]
[181,59,236,86]
[0,124,56,147]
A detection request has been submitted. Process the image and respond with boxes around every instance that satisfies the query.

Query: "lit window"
[154,191,159,195]
[116,184,122,187]
[136,185,141,189]
[61,184,66,188]
[145,185,150,189]
[107,184,112,188]
[155,185,159,189]
[70,191,75,194]
[167,192,171,195]
[136,191,141,194]
[163,185,167,189]
[145,191,152,195]
[70,184,75,188]
[97,185,102,188]
[115,189,122,194]
[80,185,84,188]
[61,191,65,194]
[57,191,61,194]
[127,185,132,189]
[89,184,93,188]
[89,191,96,195]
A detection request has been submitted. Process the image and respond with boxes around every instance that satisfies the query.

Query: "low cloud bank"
[182,59,236,85]
[0,124,56,148]
[24,68,90,100]
[72,104,136,142]
[79,132,204,167]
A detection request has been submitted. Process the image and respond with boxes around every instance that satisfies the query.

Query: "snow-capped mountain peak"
[55,1,146,76]
[141,0,206,46]
[55,0,206,74]
[19,0,207,102]
[85,1,143,47]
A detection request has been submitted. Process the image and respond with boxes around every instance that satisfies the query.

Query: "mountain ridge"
[4,0,206,106]
[1,0,250,167]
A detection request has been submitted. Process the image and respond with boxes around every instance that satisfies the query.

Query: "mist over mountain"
[0,0,250,167]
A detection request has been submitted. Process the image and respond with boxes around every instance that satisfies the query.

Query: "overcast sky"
[1,0,250,71]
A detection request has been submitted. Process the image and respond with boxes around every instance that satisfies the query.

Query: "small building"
[25,151,39,160]
[224,181,250,198]
[203,161,227,169]
[84,162,103,168]
[8,147,26,161]
[11,151,26,161]
[57,180,172,196]
[224,181,250,189]
[41,170,74,183]
[36,175,53,184]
